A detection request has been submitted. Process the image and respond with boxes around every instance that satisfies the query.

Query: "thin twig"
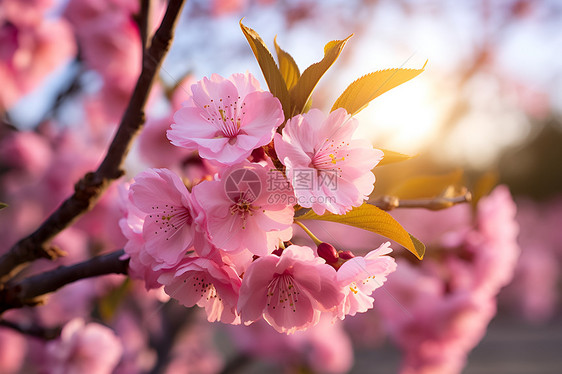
[370,191,472,211]
[136,0,152,51]
[40,59,83,124]
[0,0,186,283]
[0,319,62,340]
[148,303,198,374]
[219,354,252,374]
[0,250,129,314]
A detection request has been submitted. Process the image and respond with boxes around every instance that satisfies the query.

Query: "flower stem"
[294,220,322,246]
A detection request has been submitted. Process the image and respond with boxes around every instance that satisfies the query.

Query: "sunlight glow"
[353,76,442,155]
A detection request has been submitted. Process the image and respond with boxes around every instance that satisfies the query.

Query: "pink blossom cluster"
[500,197,562,323]
[0,0,76,110]
[63,0,145,127]
[120,72,394,333]
[43,319,123,374]
[373,186,521,374]
[226,315,354,373]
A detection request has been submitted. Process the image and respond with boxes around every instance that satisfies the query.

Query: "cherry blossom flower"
[2,0,54,28]
[119,183,164,289]
[0,327,26,374]
[373,185,520,374]
[466,185,520,294]
[378,262,496,374]
[44,319,123,374]
[274,108,383,215]
[238,245,343,334]
[0,131,52,183]
[168,73,284,165]
[442,186,519,296]
[0,15,76,111]
[192,161,294,256]
[138,116,193,169]
[158,257,242,324]
[111,311,157,374]
[226,315,353,374]
[502,197,562,322]
[129,168,199,270]
[335,242,397,319]
[164,313,224,374]
[64,0,141,86]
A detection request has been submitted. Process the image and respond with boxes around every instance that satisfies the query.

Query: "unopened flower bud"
[271,247,284,257]
[317,242,339,264]
[338,250,355,260]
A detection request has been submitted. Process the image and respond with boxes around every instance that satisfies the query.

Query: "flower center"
[311,138,350,172]
[229,197,259,230]
[203,96,246,139]
[266,273,301,312]
[349,275,376,294]
[149,204,192,240]
[184,274,222,301]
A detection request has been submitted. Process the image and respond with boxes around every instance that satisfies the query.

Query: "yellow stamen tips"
[329,153,345,164]
[349,284,358,294]
[230,200,258,230]
[218,109,226,122]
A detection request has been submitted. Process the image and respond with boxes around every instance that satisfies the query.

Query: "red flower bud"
[338,250,355,260]
[317,242,339,264]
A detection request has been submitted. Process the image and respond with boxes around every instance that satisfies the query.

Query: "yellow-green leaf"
[240,21,291,119]
[389,169,464,200]
[274,36,300,90]
[0,202,7,210]
[289,35,352,115]
[471,171,498,207]
[331,62,427,116]
[296,204,425,260]
[377,149,415,167]
[98,278,131,321]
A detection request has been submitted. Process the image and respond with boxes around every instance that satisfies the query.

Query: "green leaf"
[98,278,131,321]
[0,202,7,210]
[331,62,427,116]
[377,149,415,167]
[240,21,291,119]
[274,36,300,90]
[296,204,425,260]
[289,35,352,115]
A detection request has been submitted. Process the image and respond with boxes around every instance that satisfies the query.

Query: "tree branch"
[0,250,129,314]
[219,354,252,374]
[370,190,472,211]
[0,0,186,283]
[0,319,62,340]
[135,0,152,51]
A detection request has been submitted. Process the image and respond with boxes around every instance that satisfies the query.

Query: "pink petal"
[239,91,283,138]
[264,279,316,333]
[238,256,279,323]
[228,72,261,98]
